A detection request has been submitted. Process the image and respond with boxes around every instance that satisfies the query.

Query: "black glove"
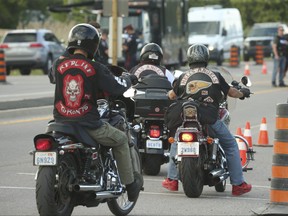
[239,88,251,100]
[129,74,138,85]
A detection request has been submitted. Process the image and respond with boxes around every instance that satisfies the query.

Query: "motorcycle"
[171,75,255,198]
[128,74,173,176]
[31,67,142,216]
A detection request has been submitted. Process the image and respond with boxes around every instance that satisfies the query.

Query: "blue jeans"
[272,56,286,84]
[167,119,244,185]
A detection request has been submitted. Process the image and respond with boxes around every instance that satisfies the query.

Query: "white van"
[187,6,244,65]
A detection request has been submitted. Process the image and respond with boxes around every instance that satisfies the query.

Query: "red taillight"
[35,138,53,150]
[149,125,160,138]
[30,43,43,48]
[179,132,196,142]
[0,44,9,49]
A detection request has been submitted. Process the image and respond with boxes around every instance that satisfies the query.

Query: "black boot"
[126,172,143,202]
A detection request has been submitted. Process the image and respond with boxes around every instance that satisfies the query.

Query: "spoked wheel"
[234,135,255,170]
[107,145,143,216]
[36,154,77,216]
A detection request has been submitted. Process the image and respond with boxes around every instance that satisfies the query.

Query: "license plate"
[33,151,57,166]
[146,140,162,149]
[177,142,199,157]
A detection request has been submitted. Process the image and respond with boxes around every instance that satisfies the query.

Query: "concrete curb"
[0,97,54,110]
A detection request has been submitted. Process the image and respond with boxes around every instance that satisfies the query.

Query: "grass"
[8,69,44,76]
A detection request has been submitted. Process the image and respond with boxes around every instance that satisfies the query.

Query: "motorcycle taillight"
[35,138,53,151]
[179,132,197,142]
[149,125,160,138]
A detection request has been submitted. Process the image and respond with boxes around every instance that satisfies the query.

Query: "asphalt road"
[0,60,288,215]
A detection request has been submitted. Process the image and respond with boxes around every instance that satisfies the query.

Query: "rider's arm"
[168,89,177,100]
[228,87,244,99]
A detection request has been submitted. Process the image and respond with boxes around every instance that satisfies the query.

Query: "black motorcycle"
[129,74,173,176]
[32,68,142,216]
[170,76,254,198]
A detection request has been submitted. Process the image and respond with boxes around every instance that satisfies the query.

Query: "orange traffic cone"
[236,135,247,167]
[262,61,267,75]
[236,127,243,136]
[255,117,272,147]
[243,122,253,148]
[244,63,250,76]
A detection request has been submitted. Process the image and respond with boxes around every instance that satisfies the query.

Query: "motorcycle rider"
[163,43,252,196]
[50,23,142,202]
[129,42,175,84]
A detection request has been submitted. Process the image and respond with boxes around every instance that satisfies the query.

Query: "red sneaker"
[162,178,178,191]
[232,182,252,196]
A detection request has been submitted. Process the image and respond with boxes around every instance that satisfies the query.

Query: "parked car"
[243,22,288,61]
[0,29,65,75]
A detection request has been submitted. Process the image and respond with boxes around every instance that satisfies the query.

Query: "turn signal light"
[35,138,53,151]
[179,132,196,142]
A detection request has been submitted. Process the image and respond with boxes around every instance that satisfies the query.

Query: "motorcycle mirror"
[241,76,252,87]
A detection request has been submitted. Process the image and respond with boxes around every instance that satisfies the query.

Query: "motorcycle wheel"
[180,157,204,198]
[143,154,162,176]
[36,154,77,216]
[215,180,226,192]
[107,145,142,216]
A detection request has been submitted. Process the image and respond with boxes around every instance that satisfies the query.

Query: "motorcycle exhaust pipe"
[209,169,229,184]
[72,184,102,192]
[95,191,120,199]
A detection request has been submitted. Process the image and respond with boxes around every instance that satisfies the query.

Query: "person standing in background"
[95,29,109,65]
[122,24,138,71]
[271,25,287,87]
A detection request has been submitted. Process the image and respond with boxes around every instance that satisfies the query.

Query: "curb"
[0,97,54,110]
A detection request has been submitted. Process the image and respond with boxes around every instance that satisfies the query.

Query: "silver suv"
[243,22,288,61]
[0,29,65,75]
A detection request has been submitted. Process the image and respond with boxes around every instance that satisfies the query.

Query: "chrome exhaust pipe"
[95,191,120,199]
[209,169,229,184]
[72,184,102,192]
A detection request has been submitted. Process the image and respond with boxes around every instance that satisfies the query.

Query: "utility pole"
[111,0,118,65]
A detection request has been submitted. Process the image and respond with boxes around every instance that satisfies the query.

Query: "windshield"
[188,21,220,35]
[4,33,37,43]
[248,27,277,37]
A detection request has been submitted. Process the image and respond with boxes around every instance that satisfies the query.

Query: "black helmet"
[140,43,163,64]
[67,23,100,59]
[187,43,209,66]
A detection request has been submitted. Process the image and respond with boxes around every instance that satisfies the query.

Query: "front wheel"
[107,145,142,216]
[180,157,204,198]
[36,154,77,216]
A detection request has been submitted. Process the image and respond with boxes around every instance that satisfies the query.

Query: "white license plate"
[34,151,57,166]
[146,140,162,149]
[177,142,199,157]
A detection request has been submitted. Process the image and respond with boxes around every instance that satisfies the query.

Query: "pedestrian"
[122,24,138,71]
[272,25,287,87]
[50,23,142,202]
[163,43,252,196]
[95,29,109,65]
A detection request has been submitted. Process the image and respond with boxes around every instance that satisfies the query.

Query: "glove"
[239,88,251,100]
[129,74,138,85]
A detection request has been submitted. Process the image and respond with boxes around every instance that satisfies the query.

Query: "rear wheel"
[180,157,204,198]
[36,154,77,216]
[143,154,162,176]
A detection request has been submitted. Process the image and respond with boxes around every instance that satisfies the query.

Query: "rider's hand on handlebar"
[239,88,251,100]
[129,74,138,85]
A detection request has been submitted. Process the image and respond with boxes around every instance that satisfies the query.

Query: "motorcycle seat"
[46,121,99,147]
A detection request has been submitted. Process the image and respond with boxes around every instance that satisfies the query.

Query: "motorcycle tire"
[36,154,77,216]
[180,157,204,198]
[107,145,142,216]
[215,180,226,192]
[143,154,162,176]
